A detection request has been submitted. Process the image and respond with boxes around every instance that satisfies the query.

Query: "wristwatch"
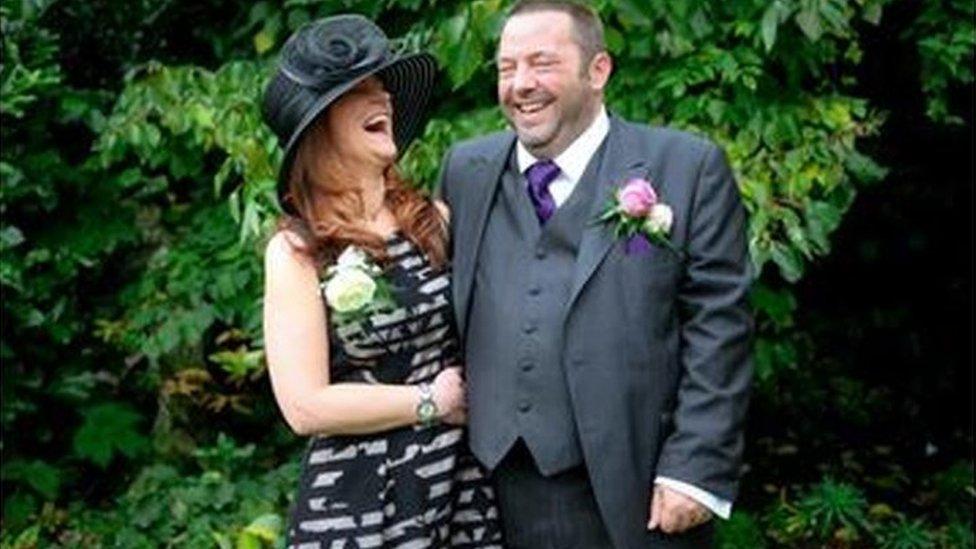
[416,382,439,426]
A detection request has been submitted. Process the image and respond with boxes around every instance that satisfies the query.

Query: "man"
[438,1,753,547]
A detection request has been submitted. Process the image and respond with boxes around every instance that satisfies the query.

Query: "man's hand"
[647,484,712,534]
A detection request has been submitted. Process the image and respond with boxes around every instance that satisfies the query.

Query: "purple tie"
[525,159,560,224]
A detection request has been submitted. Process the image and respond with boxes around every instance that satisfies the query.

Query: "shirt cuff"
[654,477,732,519]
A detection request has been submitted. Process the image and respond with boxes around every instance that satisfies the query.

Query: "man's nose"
[511,64,536,94]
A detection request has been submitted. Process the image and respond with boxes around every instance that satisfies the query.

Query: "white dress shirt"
[514,105,733,520]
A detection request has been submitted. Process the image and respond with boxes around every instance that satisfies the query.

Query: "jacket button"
[519,361,534,372]
[523,324,537,334]
[518,401,531,412]
[529,287,541,296]
[535,249,546,260]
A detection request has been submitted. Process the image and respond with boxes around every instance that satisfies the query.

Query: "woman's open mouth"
[363,111,392,136]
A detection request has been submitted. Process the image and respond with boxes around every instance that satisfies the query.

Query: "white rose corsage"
[322,246,395,325]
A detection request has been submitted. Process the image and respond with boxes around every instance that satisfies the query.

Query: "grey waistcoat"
[466,143,607,475]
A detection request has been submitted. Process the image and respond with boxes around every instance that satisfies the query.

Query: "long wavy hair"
[275,114,447,271]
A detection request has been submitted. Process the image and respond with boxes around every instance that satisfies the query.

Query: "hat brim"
[276,52,438,214]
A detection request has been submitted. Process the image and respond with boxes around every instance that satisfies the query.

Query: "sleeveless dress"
[286,232,504,549]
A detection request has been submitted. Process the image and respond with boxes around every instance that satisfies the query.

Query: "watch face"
[418,401,437,421]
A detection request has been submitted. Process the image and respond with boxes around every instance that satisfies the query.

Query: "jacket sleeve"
[434,146,456,243]
[654,142,754,503]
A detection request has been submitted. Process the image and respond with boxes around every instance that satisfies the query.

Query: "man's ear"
[588,51,613,91]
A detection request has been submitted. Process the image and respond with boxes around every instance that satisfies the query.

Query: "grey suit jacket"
[439,116,753,549]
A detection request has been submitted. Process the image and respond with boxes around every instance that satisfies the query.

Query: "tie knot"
[525,159,561,189]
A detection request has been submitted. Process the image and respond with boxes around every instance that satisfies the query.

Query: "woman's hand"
[432,366,467,425]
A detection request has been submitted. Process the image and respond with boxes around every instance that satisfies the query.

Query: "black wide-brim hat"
[261,14,438,214]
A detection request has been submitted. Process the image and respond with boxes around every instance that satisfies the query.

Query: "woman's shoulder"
[265,229,318,275]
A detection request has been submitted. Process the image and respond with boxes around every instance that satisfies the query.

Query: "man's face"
[497,11,602,159]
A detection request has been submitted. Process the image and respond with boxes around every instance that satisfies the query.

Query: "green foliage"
[1,493,38,536]
[0,435,299,548]
[1,0,973,546]
[95,202,265,362]
[768,478,870,544]
[0,0,61,118]
[0,460,61,501]
[72,402,149,467]
[96,60,280,244]
[758,470,975,548]
[231,514,285,549]
[905,0,976,124]
[940,520,975,549]
[715,510,767,548]
[0,524,40,549]
[931,461,976,523]
[877,517,937,549]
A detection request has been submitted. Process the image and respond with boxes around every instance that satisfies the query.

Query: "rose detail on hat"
[279,18,388,91]
[324,36,358,65]
[598,177,680,257]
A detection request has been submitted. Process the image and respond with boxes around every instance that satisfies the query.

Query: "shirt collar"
[516,105,610,183]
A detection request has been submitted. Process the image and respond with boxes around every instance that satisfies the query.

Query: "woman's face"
[320,76,397,170]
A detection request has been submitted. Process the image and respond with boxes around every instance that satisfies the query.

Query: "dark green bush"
[1,0,972,546]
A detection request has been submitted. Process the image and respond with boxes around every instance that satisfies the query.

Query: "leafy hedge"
[1,0,972,546]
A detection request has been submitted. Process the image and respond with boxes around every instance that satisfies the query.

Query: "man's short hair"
[506,0,607,62]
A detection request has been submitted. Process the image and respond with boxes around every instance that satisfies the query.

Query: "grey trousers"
[491,441,716,548]
[492,441,612,548]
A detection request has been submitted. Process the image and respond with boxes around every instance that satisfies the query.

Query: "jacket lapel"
[566,118,649,312]
[453,133,516,339]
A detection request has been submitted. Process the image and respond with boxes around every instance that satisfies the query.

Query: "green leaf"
[72,402,149,467]
[863,3,883,25]
[1,460,62,500]
[253,30,275,55]
[235,533,263,549]
[242,513,283,542]
[7,524,41,549]
[447,33,483,88]
[770,242,804,282]
[0,226,25,249]
[605,25,625,55]
[611,0,653,27]
[795,9,823,41]
[2,492,38,533]
[844,150,888,184]
[716,511,767,548]
[805,200,843,253]
[212,531,233,549]
[761,3,782,52]
[750,283,796,329]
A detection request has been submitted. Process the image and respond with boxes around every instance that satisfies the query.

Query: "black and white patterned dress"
[286,232,504,549]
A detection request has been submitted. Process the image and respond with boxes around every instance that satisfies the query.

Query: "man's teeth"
[518,102,547,114]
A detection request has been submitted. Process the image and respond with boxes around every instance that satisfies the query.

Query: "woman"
[261,15,503,548]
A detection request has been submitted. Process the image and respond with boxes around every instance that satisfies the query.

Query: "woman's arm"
[262,231,463,436]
